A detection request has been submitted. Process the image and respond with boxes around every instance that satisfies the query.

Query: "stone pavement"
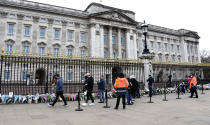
[0,90,210,125]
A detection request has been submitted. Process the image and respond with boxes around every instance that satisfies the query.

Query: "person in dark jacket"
[97,75,105,103]
[130,75,138,99]
[82,73,95,106]
[125,74,133,105]
[48,74,67,107]
[147,75,154,97]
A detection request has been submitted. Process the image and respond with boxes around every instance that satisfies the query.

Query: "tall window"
[121,37,124,44]
[164,43,168,52]
[24,26,30,36]
[81,72,85,81]
[40,27,45,38]
[6,45,12,55]
[22,72,27,81]
[112,36,115,44]
[178,57,181,62]
[171,44,174,52]
[54,48,59,57]
[54,29,60,39]
[68,31,73,40]
[157,42,161,51]
[68,72,72,81]
[104,51,107,58]
[122,52,125,59]
[165,56,168,62]
[104,35,107,44]
[39,47,44,56]
[23,46,29,56]
[158,55,162,62]
[150,41,154,49]
[81,32,85,42]
[172,56,175,62]
[177,45,180,53]
[68,49,73,57]
[81,50,85,57]
[8,24,14,34]
[113,52,116,59]
[4,71,10,80]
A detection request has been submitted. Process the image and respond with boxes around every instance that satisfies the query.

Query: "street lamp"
[141,20,150,54]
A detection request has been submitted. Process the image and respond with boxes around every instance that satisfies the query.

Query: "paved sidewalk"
[0,90,210,125]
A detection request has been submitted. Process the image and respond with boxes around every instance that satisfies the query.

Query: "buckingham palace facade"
[0,0,204,94]
[0,0,201,63]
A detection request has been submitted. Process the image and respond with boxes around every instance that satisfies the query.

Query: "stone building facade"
[0,0,201,63]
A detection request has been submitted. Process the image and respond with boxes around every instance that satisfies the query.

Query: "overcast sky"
[30,0,209,51]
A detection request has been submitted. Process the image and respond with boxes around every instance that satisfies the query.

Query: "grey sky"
[29,0,209,51]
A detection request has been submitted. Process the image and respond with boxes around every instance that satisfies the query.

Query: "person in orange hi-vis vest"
[114,73,129,110]
[189,74,198,98]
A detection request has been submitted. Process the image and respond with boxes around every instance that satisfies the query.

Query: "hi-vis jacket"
[189,76,197,89]
[114,78,129,89]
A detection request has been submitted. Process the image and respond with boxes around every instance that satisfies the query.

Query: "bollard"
[162,83,168,101]
[201,82,205,94]
[103,89,110,108]
[147,87,154,103]
[75,91,83,111]
[176,83,181,99]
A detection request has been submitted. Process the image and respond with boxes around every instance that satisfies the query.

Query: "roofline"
[85,2,135,14]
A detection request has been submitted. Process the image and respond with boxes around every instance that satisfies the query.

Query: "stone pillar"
[117,28,121,58]
[181,37,188,62]
[133,30,137,59]
[16,14,24,52]
[47,18,54,53]
[140,54,154,90]
[32,16,39,54]
[90,23,96,57]
[0,11,7,53]
[61,21,67,54]
[109,26,113,58]
[100,25,104,57]
[126,29,131,59]
[197,43,201,63]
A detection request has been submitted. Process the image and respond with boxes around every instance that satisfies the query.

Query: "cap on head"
[130,75,135,79]
[85,73,91,77]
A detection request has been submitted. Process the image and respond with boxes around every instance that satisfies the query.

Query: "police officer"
[147,75,154,97]
[114,73,129,109]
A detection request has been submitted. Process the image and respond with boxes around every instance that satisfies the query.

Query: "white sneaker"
[89,103,95,106]
[82,103,88,106]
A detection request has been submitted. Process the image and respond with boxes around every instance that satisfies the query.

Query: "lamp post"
[141,20,150,54]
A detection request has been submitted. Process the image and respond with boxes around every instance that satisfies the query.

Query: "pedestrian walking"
[48,74,68,107]
[147,75,154,97]
[130,75,138,99]
[97,75,105,103]
[125,74,133,105]
[114,73,129,109]
[82,73,95,106]
[189,74,198,98]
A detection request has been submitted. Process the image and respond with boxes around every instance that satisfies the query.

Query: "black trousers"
[115,92,126,109]
[149,86,153,97]
[191,86,198,98]
[86,90,94,103]
[52,91,67,106]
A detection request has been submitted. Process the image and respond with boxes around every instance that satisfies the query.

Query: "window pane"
[104,35,107,44]
[104,51,107,58]
[40,28,45,37]
[4,72,10,80]
[22,72,27,81]
[25,26,30,36]
[68,49,72,57]
[112,36,115,44]
[39,47,44,56]
[68,72,72,81]
[68,31,73,40]
[23,46,29,55]
[8,24,14,34]
[81,50,85,57]
[7,45,12,54]
[54,48,59,57]
[55,29,60,39]
[81,33,85,41]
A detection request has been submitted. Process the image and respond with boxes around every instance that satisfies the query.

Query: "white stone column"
[109,26,113,58]
[90,23,96,57]
[140,54,154,90]
[133,30,137,59]
[100,25,104,58]
[182,38,188,62]
[0,12,7,53]
[197,43,201,63]
[117,28,121,58]
[126,29,131,59]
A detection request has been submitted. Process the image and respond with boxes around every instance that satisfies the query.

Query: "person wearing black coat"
[82,73,95,106]
[147,75,154,97]
[130,76,138,98]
